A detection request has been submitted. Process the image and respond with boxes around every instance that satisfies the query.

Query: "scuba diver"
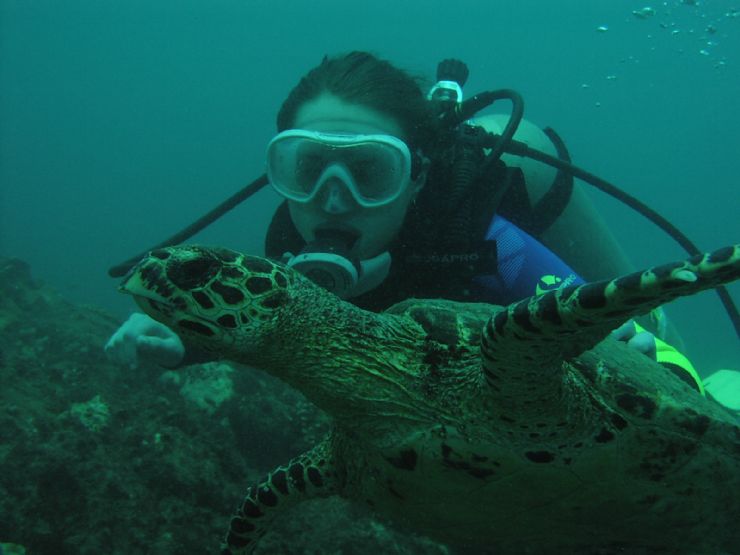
[105,51,738,410]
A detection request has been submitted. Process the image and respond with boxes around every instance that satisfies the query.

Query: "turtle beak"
[118,256,177,316]
[117,264,141,296]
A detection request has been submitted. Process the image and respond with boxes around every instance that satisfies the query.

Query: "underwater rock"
[178,361,235,415]
[68,394,111,432]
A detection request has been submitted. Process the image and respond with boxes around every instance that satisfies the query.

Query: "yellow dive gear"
[632,320,704,394]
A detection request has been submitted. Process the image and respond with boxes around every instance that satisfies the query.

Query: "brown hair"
[277,51,436,153]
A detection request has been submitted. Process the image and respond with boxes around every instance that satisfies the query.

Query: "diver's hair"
[277,51,436,152]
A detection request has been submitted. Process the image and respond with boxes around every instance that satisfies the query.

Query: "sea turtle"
[120,244,740,554]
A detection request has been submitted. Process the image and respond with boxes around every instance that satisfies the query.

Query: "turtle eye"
[150,248,171,260]
[168,254,219,290]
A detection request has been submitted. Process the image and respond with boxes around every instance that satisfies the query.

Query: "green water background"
[1,0,738,375]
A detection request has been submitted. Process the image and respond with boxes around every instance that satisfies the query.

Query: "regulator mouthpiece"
[287,229,360,298]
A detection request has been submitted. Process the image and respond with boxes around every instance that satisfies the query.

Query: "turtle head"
[119,245,293,357]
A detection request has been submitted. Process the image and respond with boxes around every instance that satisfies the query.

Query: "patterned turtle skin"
[120,244,740,554]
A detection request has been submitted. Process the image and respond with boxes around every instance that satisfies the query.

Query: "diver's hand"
[104,312,185,369]
[611,320,657,360]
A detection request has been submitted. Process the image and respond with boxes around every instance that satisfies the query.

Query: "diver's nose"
[319,180,354,215]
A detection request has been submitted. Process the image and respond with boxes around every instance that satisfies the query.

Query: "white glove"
[611,320,657,360]
[104,312,185,369]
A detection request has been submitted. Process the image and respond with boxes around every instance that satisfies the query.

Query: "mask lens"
[293,142,330,194]
[345,146,404,203]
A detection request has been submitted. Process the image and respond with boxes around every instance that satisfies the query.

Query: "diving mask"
[267,129,418,208]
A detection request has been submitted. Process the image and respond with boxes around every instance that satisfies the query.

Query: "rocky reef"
[0,257,447,554]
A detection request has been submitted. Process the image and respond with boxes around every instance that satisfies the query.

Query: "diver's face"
[287,93,424,259]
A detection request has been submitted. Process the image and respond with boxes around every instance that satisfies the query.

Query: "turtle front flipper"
[481,245,739,406]
[222,436,341,554]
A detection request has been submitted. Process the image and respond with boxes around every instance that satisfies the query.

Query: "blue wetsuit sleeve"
[473,215,584,303]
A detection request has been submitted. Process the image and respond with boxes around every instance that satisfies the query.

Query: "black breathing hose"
[441,89,526,247]
[107,174,269,278]
[476,89,524,171]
